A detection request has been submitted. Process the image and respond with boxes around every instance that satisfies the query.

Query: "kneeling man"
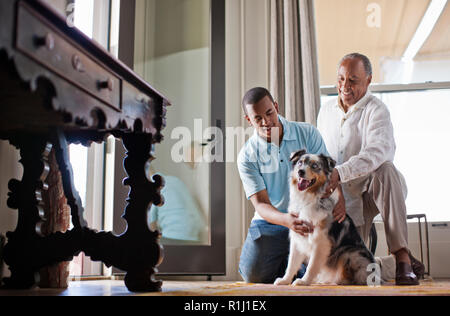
[317,53,424,285]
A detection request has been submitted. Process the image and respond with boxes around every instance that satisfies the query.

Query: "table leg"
[2,131,164,292]
[78,132,165,292]
[2,133,88,289]
[2,134,76,287]
[119,132,164,292]
[2,136,50,288]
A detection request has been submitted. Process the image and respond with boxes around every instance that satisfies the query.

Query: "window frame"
[321,81,450,96]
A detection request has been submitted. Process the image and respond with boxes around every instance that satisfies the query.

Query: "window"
[376,89,450,222]
[73,0,94,38]
[315,1,450,222]
[67,0,112,277]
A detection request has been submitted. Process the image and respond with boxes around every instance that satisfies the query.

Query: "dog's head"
[290,149,336,194]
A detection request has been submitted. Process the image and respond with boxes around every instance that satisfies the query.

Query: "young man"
[237,87,345,283]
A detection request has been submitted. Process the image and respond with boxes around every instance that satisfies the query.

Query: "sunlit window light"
[69,0,95,206]
[402,0,447,61]
[74,0,95,38]
[69,145,88,207]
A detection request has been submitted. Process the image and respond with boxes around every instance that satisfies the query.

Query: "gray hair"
[339,53,373,77]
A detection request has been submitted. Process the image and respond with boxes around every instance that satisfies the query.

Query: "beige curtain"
[270,0,321,125]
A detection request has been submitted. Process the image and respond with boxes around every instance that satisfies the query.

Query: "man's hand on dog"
[332,194,346,224]
[322,168,347,224]
[286,213,315,236]
[323,168,340,198]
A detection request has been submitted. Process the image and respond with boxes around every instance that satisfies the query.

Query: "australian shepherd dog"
[274,150,377,286]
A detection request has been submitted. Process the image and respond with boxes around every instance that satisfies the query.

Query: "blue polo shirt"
[237,115,329,221]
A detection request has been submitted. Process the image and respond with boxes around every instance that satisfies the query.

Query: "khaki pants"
[356,162,409,280]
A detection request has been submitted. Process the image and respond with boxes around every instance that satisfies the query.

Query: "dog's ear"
[319,154,336,174]
[290,149,307,165]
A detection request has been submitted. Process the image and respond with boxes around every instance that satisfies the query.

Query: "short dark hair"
[242,87,275,115]
[339,53,373,77]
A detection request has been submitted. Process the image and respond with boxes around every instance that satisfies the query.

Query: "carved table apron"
[0,0,169,292]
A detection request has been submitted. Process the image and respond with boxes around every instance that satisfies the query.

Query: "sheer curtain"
[269,0,321,125]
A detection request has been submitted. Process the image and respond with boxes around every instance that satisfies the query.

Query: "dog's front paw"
[274,277,291,286]
[292,278,311,286]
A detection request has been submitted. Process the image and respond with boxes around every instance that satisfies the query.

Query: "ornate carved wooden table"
[0,0,169,292]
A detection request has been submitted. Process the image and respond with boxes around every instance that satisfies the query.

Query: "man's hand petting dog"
[321,168,346,224]
[322,168,340,199]
[286,213,315,236]
[332,195,346,224]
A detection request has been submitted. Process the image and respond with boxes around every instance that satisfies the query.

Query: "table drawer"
[15,2,121,112]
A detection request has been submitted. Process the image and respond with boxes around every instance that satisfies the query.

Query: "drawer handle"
[98,78,114,91]
[34,33,55,51]
[72,55,85,73]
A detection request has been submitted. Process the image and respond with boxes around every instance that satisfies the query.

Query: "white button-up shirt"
[317,91,396,226]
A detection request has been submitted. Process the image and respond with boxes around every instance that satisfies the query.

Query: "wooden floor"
[0,278,449,296]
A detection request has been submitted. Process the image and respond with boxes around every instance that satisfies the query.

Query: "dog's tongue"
[298,178,311,191]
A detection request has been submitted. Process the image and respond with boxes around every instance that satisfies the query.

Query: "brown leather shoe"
[408,251,425,279]
[396,262,419,286]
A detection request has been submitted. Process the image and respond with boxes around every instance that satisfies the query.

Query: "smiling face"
[290,151,336,194]
[337,58,372,108]
[244,95,283,143]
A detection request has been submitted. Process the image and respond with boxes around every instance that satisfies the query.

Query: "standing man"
[237,87,346,284]
[317,53,424,285]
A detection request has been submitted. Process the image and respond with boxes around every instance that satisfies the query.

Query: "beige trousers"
[356,162,409,280]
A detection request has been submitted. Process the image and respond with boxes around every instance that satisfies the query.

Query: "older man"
[317,53,424,285]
